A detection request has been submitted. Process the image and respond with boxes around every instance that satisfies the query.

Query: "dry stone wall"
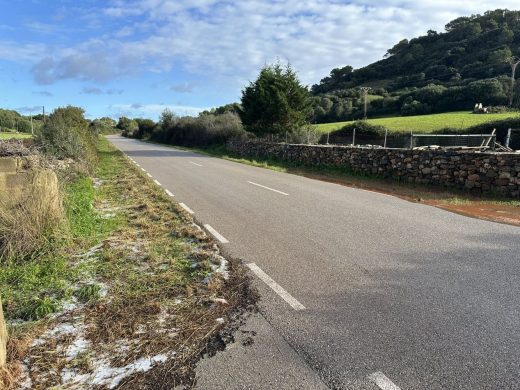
[227,141,520,198]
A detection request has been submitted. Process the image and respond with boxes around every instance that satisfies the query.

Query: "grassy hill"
[315,111,520,133]
[310,9,520,124]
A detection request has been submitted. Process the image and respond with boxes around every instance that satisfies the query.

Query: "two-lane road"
[108,135,520,390]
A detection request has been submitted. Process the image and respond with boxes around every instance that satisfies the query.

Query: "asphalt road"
[108,135,520,390]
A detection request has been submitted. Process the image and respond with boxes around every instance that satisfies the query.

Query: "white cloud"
[109,103,206,118]
[3,0,520,90]
[98,0,520,86]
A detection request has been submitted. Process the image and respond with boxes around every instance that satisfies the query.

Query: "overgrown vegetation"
[0,105,253,388]
[150,110,245,147]
[1,137,252,389]
[36,106,98,173]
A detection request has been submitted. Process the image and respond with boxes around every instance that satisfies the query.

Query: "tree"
[240,63,310,136]
[117,116,139,137]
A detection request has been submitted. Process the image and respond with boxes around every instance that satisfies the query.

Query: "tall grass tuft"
[0,170,63,262]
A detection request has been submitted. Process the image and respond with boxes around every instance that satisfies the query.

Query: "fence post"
[410,131,413,149]
[326,131,330,145]
[505,128,512,149]
[352,128,356,147]
[0,296,7,368]
[383,129,388,148]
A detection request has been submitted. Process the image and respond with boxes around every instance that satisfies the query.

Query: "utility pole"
[508,56,520,107]
[30,111,34,135]
[360,87,371,120]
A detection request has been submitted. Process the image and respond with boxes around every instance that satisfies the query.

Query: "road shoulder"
[194,312,330,390]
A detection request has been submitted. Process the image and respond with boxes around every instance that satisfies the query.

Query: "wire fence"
[410,133,496,151]
[262,127,520,152]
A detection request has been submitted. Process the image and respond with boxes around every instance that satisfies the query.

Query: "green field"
[0,132,32,140]
[315,111,520,133]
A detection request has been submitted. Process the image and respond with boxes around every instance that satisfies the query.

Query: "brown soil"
[430,202,520,226]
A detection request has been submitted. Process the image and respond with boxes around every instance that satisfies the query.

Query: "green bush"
[151,110,246,147]
[36,106,98,172]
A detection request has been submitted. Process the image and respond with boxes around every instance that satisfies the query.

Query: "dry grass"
[3,137,255,389]
[0,170,64,261]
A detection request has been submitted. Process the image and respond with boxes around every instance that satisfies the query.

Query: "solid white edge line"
[179,203,194,214]
[247,181,289,196]
[204,224,229,244]
[146,172,152,178]
[368,372,401,390]
[189,161,203,167]
[165,189,174,197]
[246,263,305,311]
[153,179,162,186]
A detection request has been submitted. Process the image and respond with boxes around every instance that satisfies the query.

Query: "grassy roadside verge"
[145,140,520,226]
[2,137,254,389]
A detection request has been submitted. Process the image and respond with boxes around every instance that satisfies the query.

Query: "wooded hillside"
[310,9,520,123]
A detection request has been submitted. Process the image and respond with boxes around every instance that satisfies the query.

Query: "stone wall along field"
[227,141,520,198]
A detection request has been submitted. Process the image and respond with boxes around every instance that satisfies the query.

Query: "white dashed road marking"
[165,189,174,197]
[146,172,152,178]
[179,203,194,214]
[368,372,401,390]
[189,161,203,167]
[247,181,289,196]
[246,263,305,311]
[153,179,162,186]
[141,167,146,172]
[204,224,229,244]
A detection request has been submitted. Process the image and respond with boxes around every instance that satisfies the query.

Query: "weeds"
[74,284,102,303]
[2,137,254,389]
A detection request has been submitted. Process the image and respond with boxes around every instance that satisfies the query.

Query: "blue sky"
[1,0,519,120]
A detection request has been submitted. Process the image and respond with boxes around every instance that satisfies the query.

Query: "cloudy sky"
[0,0,519,119]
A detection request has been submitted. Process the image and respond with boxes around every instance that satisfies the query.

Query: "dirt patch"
[431,202,520,226]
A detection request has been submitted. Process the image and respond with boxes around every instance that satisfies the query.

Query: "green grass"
[0,132,32,140]
[0,139,122,321]
[315,111,520,133]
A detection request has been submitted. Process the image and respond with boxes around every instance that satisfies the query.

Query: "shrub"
[117,117,139,137]
[151,111,246,147]
[36,106,98,172]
